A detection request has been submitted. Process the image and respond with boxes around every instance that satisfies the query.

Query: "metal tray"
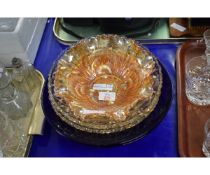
[53,18,201,45]
[176,40,210,157]
[1,68,44,157]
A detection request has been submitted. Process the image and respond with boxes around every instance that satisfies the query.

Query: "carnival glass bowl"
[48,34,162,134]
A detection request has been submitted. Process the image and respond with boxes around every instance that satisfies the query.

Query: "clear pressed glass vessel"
[0,63,32,120]
[186,29,210,105]
[202,118,210,157]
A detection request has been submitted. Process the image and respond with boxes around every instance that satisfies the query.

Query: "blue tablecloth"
[29,18,179,157]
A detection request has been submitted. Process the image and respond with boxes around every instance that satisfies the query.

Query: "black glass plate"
[60,18,160,39]
[41,62,172,146]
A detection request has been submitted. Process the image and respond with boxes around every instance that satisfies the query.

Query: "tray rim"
[176,41,188,157]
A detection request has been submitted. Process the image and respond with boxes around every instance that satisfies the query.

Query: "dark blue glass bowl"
[41,62,172,146]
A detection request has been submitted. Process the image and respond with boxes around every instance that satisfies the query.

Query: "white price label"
[170,23,186,32]
[81,109,105,114]
[93,84,113,91]
[99,92,116,101]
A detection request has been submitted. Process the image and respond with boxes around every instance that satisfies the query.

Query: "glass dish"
[185,29,210,105]
[48,34,162,134]
[43,62,171,146]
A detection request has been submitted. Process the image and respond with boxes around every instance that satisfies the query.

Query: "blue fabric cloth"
[29,18,179,157]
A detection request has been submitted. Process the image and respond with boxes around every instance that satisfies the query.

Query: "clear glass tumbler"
[185,56,210,105]
[202,118,210,157]
[185,29,210,105]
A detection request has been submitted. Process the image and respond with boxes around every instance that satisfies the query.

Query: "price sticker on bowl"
[81,109,105,114]
[99,91,116,101]
[93,84,113,91]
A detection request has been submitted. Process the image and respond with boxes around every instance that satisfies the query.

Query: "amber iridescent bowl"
[48,34,162,134]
